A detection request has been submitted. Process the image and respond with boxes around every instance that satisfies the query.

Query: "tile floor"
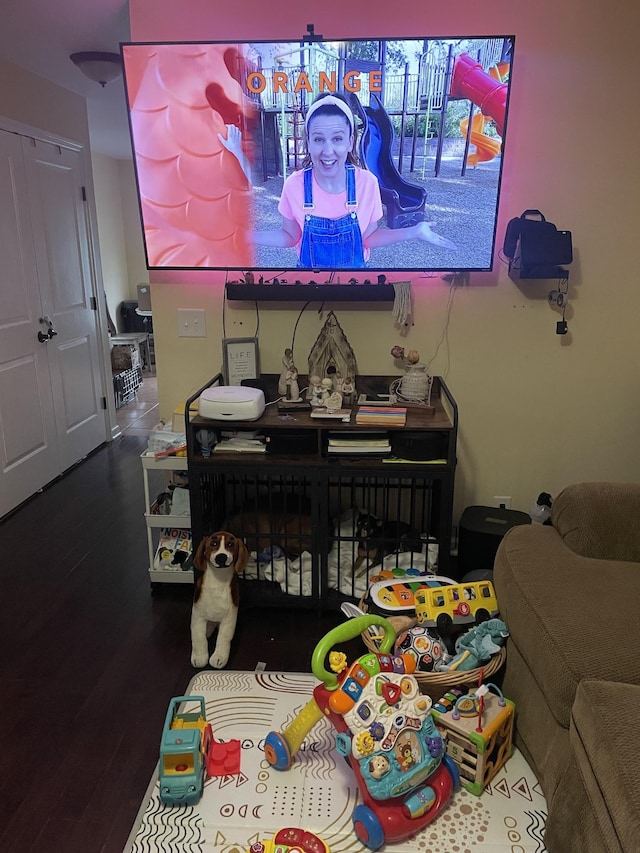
[115,369,160,435]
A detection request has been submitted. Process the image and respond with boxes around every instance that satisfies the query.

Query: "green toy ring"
[311,614,396,690]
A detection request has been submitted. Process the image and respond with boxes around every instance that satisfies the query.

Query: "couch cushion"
[553,482,640,561]
[502,638,571,798]
[494,524,640,729]
[569,680,640,852]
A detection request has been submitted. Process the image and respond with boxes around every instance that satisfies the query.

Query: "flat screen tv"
[122,34,515,294]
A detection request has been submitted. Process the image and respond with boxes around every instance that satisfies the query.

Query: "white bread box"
[198,386,265,421]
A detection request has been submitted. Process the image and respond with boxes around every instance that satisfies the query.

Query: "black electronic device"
[458,505,531,579]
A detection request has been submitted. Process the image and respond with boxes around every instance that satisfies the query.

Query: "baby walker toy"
[264,615,459,850]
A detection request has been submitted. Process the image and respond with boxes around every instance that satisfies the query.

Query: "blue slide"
[351,93,427,229]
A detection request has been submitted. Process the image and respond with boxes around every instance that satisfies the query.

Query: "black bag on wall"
[504,210,572,274]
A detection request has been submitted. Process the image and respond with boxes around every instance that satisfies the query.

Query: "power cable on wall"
[425,278,457,380]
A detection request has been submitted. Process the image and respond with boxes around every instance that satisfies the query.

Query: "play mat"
[125,671,547,853]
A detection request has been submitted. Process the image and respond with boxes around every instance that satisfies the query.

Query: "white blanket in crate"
[242,509,437,598]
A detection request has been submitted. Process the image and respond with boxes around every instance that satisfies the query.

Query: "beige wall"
[127,0,640,522]
[119,159,149,294]
[0,58,89,146]
[91,153,130,331]
[92,156,148,330]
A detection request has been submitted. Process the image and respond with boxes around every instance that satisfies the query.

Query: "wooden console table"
[182,374,457,608]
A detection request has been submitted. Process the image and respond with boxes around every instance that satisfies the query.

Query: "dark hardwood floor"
[0,390,349,852]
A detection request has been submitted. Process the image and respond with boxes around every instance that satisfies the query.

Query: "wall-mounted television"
[122,34,515,294]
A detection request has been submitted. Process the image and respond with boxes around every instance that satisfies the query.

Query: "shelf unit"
[183,373,458,609]
[141,452,193,586]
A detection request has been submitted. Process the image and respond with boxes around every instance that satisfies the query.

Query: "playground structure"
[250,38,512,229]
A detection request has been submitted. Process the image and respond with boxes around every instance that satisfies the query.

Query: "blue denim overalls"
[298,164,365,268]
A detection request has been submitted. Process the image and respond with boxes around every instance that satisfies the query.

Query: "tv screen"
[122,35,515,278]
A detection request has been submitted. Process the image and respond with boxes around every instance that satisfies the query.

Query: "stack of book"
[310,407,352,421]
[355,406,407,426]
[327,431,391,456]
[214,430,267,453]
[153,528,193,571]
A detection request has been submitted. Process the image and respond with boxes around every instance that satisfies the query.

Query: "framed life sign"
[223,337,259,385]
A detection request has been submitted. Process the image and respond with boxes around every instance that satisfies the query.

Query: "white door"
[0,130,107,518]
[22,136,106,471]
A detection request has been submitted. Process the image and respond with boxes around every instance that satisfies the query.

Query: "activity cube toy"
[431,685,515,796]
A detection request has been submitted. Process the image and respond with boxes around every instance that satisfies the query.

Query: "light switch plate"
[177,308,206,338]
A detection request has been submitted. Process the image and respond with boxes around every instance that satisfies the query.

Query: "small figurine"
[309,374,323,407]
[320,377,333,404]
[341,376,355,404]
[286,366,302,402]
[324,391,343,411]
[278,348,295,396]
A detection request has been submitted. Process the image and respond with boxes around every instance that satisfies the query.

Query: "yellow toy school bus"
[414,580,499,634]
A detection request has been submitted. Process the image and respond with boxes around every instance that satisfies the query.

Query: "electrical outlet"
[493,495,512,510]
[177,308,206,338]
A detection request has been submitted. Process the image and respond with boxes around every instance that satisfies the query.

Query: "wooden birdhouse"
[307,312,357,398]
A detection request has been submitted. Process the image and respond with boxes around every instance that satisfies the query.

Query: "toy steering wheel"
[311,614,396,691]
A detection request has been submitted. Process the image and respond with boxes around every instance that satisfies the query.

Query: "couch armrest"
[494,523,640,729]
[552,482,640,562]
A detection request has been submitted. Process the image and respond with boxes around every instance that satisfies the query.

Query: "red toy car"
[264,615,459,850]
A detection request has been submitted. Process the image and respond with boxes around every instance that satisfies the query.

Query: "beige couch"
[493,482,640,853]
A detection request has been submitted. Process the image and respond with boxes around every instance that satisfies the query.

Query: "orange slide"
[460,112,502,166]
[451,52,509,166]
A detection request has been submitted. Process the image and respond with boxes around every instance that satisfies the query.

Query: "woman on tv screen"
[250,93,455,269]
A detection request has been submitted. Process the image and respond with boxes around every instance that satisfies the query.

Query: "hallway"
[115,369,159,436]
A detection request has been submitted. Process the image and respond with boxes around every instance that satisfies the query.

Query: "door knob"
[38,331,49,343]
[47,327,58,339]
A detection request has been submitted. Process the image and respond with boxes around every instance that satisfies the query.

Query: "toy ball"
[394,625,450,672]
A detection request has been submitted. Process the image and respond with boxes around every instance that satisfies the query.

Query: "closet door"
[0,129,60,517]
[0,130,107,518]
[22,136,106,472]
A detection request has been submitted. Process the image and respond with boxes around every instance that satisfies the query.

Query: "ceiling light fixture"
[70,51,122,87]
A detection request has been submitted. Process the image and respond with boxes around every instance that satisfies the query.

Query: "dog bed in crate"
[236,507,437,601]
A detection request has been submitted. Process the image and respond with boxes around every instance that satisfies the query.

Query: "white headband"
[305,95,354,133]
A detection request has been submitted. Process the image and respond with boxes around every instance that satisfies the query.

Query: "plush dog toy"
[190,531,249,669]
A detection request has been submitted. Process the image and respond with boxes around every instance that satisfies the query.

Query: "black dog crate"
[189,466,324,605]
[189,464,442,610]
[323,472,439,604]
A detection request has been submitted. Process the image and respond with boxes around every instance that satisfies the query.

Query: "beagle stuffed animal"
[191,531,249,669]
